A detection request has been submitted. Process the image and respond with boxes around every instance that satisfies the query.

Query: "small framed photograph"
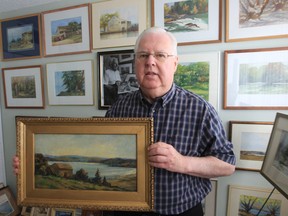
[229,121,273,171]
[261,112,288,199]
[0,14,42,61]
[202,179,217,216]
[176,52,220,110]
[227,185,288,216]
[51,208,75,216]
[0,186,20,216]
[97,50,138,109]
[42,4,91,57]
[21,206,34,216]
[91,0,147,49]
[226,1,288,42]
[152,0,221,45]
[2,65,45,108]
[46,60,94,105]
[16,117,154,211]
[224,47,288,110]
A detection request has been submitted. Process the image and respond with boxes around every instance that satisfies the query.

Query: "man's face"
[135,33,178,100]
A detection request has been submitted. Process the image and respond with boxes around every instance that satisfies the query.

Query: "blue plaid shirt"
[105,84,236,215]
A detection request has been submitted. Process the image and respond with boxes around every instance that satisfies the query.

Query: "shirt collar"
[138,83,176,107]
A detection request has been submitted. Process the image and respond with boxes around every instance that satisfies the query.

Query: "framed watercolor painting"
[51,208,76,216]
[151,0,221,45]
[42,4,91,57]
[227,185,288,216]
[229,121,273,171]
[261,112,288,199]
[0,14,42,61]
[224,47,288,110]
[46,60,94,105]
[226,0,288,42]
[0,186,20,216]
[2,65,45,108]
[97,50,138,109]
[176,52,220,110]
[16,117,154,211]
[91,0,147,49]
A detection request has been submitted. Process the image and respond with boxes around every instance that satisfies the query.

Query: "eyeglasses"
[135,52,174,62]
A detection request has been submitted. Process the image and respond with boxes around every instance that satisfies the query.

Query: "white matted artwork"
[176,52,220,110]
[227,185,288,216]
[46,60,94,105]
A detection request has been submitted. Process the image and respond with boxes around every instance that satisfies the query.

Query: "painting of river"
[34,134,137,191]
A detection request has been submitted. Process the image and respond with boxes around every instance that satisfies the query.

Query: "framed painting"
[46,60,94,105]
[2,65,45,108]
[229,121,273,171]
[176,52,220,110]
[91,0,147,49]
[202,179,217,216]
[21,206,34,216]
[224,47,288,110]
[261,112,288,199]
[97,50,138,109]
[16,117,154,211]
[51,208,76,216]
[151,0,221,45]
[42,4,91,57]
[0,186,20,216]
[0,14,42,61]
[226,0,288,42]
[227,185,288,216]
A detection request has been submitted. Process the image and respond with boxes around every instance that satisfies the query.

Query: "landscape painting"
[7,24,34,52]
[175,61,210,101]
[11,75,36,99]
[51,17,82,46]
[163,1,209,33]
[54,70,85,97]
[34,134,137,192]
[227,185,288,216]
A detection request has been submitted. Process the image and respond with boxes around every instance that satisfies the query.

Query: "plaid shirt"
[105,84,236,215]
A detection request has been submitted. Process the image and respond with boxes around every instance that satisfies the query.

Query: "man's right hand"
[13,155,20,174]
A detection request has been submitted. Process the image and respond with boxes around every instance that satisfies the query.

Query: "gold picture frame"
[16,117,154,211]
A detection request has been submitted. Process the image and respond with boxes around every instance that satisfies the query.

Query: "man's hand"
[13,155,20,175]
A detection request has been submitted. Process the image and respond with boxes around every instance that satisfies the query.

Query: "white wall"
[1,1,288,215]
[0,104,6,185]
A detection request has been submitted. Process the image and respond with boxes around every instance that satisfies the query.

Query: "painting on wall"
[42,4,91,57]
[92,0,147,49]
[46,60,94,105]
[226,0,288,42]
[152,0,221,45]
[227,185,288,216]
[0,14,42,60]
[224,47,288,110]
[229,121,273,171]
[176,52,220,110]
[16,117,154,211]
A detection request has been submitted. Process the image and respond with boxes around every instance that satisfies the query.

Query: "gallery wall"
[1,0,288,215]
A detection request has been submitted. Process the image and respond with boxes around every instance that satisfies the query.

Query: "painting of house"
[46,163,73,178]
[107,16,131,32]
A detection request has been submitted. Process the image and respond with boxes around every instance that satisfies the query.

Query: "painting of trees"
[57,70,85,96]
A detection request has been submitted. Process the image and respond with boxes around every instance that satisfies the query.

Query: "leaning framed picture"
[51,208,76,216]
[224,47,288,110]
[229,121,273,171]
[0,186,20,216]
[261,112,288,199]
[226,0,288,42]
[151,0,221,45]
[16,117,154,211]
[97,49,138,109]
[0,14,42,61]
[2,65,45,108]
[227,185,288,216]
[176,52,220,110]
[42,4,91,57]
[46,60,94,105]
[91,0,147,49]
